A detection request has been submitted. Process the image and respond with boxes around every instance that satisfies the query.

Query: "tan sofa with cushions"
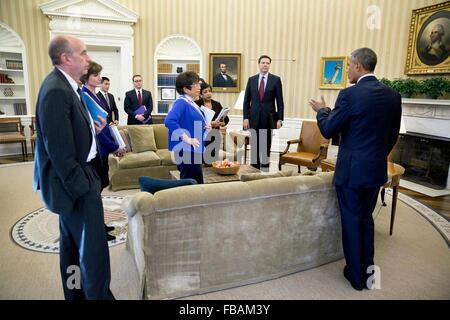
[123,171,356,299]
[108,124,178,191]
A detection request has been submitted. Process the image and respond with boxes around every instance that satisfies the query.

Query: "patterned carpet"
[11,195,127,253]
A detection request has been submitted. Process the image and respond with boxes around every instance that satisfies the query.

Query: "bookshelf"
[156,60,200,113]
[154,35,203,114]
[0,51,29,117]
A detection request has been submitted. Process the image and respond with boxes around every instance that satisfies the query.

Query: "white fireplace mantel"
[401,98,450,139]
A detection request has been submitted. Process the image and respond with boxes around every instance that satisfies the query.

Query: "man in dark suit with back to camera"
[124,74,153,124]
[310,47,402,291]
[33,35,114,299]
[243,55,284,170]
[97,76,119,123]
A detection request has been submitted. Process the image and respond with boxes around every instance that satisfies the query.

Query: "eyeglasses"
[189,83,200,89]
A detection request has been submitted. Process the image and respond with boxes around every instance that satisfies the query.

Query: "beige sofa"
[108,124,178,191]
[123,171,350,299]
[109,124,245,191]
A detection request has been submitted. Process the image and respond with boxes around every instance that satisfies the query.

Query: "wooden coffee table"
[170,165,260,184]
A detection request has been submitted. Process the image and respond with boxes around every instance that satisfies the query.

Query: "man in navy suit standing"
[33,35,114,299]
[124,74,153,125]
[97,76,119,123]
[310,47,401,290]
[243,55,284,170]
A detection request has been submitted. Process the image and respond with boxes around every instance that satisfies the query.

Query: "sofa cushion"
[128,126,157,153]
[139,176,197,194]
[119,128,132,152]
[152,124,169,149]
[240,170,294,182]
[156,149,175,166]
[118,151,161,169]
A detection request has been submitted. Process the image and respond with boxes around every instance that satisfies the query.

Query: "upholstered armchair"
[278,120,329,172]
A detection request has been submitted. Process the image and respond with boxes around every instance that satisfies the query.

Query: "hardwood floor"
[1,153,449,221]
[399,187,450,221]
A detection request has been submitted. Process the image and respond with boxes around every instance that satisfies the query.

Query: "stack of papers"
[200,106,216,124]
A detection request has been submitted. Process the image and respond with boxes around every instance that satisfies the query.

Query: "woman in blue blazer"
[165,72,208,184]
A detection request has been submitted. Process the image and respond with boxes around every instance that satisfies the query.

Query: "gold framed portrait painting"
[319,56,348,90]
[209,53,241,93]
[405,1,450,75]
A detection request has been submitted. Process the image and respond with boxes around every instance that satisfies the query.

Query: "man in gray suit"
[33,35,114,299]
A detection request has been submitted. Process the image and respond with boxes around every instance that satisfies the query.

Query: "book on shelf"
[157,74,177,86]
[186,63,199,73]
[158,63,172,73]
[13,103,27,115]
[158,101,170,113]
[5,60,23,70]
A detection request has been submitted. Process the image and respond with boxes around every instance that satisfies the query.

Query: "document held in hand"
[109,125,126,149]
[134,105,151,124]
[200,105,216,124]
[83,93,108,122]
[216,107,230,121]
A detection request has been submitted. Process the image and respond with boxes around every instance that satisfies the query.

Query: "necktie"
[104,93,110,109]
[77,88,87,109]
[138,90,142,106]
[259,76,265,101]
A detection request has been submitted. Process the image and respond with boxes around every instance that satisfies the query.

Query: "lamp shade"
[233,90,246,110]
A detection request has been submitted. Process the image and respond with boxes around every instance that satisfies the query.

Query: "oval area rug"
[11,195,127,253]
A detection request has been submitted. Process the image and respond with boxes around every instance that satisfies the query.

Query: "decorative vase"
[3,87,13,97]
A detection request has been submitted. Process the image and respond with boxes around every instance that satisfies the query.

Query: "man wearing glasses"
[124,74,153,125]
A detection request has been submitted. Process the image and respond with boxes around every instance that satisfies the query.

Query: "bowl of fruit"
[211,159,241,175]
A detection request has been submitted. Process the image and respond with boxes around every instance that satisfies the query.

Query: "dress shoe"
[105,224,115,232]
[343,266,363,291]
[106,233,116,241]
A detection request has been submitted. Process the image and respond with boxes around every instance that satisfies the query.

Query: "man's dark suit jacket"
[33,68,100,215]
[97,91,119,123]
[316,76,402,188]
[213,73,235,88]
[243,73,284,129]
[124,89,153,125]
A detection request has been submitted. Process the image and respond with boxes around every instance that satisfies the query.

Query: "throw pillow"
[128,126,157,153]
[139,176,197,194]
[240,170,294,182]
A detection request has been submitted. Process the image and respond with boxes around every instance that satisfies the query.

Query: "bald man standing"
[33,35,114,300]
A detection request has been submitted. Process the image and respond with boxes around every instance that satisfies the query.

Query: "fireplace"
[391,132,450,190]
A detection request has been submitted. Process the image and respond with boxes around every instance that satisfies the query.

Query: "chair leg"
[389,186,399,236]
[380,188,387,206]
[298,166,301,173]
[24,141,27,160]
[21,142,25,161]
[278,162,282,171]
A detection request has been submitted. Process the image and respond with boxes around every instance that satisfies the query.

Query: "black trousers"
[58,163,114,300]
[177,151,204,184]
[335,185,380,287]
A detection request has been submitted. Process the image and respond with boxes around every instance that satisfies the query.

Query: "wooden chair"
[380,141,405,235]
[279,120,329,172]
[29,115,36,155]
[0,117,27,161]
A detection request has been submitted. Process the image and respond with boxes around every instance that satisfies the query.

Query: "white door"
[87,46,127,125]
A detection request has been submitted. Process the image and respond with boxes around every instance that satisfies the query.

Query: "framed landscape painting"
[319,56,348,89]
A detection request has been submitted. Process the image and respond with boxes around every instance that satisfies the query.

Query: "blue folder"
[83,92,108,122]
